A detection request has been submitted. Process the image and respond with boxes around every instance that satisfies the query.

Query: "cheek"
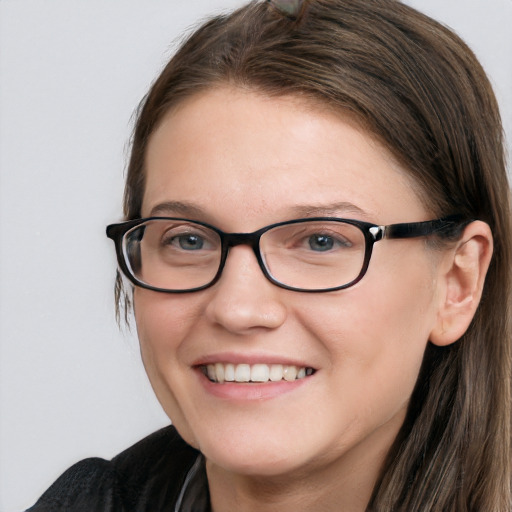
[133,289,202,406]
[134,289,200,352]
[357,243,439,343]
[296,248,439,396]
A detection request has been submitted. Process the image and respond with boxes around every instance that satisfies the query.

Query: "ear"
[429,221,493,347]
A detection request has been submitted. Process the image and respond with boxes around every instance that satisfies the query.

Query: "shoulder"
[25,457,119,511]
[26,426,200,512]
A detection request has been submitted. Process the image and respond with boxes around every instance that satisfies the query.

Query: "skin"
[134,87,469,511]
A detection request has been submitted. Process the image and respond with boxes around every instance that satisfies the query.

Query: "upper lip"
[191,352,317,369]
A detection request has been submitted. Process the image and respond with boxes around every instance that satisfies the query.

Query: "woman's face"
[135,87,445,480]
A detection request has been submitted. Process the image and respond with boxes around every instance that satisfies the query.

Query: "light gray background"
[0,1,510,510]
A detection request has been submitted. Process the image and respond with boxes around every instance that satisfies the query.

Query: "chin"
[180,421,309,477]
[206,444,304,477]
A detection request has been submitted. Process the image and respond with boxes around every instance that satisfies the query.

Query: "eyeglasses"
[106,215,467,293]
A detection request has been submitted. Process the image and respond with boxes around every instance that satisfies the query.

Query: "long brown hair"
[119,0,512,509]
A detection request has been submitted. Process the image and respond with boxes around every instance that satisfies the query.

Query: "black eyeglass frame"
[106,214,468,294]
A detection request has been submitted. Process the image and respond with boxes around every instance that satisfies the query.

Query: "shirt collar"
[174,455,210,512]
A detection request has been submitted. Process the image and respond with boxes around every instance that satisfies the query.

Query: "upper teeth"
[202,363,314,383]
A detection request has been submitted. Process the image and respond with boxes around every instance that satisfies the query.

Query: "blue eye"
[308,234,334,251]
[174,234,204,250]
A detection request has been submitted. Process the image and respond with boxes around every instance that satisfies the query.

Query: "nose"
[204,245,287,334]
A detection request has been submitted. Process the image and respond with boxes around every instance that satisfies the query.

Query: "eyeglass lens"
[122,219,367,292]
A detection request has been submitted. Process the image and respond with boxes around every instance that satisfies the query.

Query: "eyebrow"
[149,201,208,217]
[148,200,370,221]
[289,202,370,218]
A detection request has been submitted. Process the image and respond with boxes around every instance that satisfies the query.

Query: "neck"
[207,463,372,512]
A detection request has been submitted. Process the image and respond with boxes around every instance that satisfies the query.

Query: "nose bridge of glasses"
[223,232,261,250]
[221,231,267,277]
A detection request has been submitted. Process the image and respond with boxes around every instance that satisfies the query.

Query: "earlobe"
[430,221,493,347]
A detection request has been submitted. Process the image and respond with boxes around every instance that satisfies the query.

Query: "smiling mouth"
[199,363,315,383]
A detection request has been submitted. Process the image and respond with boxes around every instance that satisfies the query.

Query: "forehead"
[143,87,427,228]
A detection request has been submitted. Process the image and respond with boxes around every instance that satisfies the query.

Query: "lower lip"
[195,369,312,401]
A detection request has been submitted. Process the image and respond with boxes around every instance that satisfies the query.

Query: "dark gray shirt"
[26,426,210,512]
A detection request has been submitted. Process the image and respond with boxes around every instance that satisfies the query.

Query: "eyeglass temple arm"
[372,215,469,241]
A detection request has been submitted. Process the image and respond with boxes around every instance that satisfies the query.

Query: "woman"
[28,0,511,510]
